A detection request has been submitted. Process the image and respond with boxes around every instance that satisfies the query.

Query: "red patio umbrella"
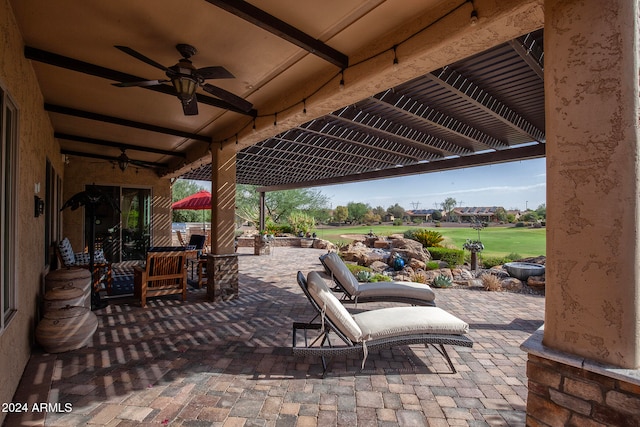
[171,190,212,210]
[172,190,212,231]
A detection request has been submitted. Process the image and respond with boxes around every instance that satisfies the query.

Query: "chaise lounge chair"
[292,271,472,376]
[319,252,437,306]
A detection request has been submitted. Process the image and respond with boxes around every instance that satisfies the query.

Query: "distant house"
[453,206,504,223]
[404,209,441,222]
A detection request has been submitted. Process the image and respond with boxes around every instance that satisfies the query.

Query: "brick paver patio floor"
[5,247,544,426]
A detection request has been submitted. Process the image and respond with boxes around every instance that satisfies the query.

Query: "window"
[1,87,18,330]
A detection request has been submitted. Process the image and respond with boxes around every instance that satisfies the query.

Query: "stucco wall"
[0,0,64,422]
[62,162,173,251]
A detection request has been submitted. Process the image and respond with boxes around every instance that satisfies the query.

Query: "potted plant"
[288,211,315,247]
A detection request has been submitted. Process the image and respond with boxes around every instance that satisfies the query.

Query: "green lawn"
[312,224,546,258]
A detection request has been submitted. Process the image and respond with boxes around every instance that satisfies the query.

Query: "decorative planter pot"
[36,305,98,353]
[43,284,85,313]
[45,268,91,309]
[504,262,545,281]
[300,238,314,248]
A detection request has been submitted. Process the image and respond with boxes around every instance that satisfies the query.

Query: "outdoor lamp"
[117,149,129,172]
[170,59,198,102]
[171,75,197,101]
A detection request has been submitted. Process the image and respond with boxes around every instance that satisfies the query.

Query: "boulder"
[369,261,389,273]
[409,259,426,270]
[313,239,335,251]
[361,251,385,267]
[340,242,368,262]
[389,238,431,265]
[527,275,546,289]
[452,268,474,285]
[501,277,524,292]
[373,239,391,249]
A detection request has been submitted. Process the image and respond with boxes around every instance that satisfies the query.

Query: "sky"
[314,157,546,212]
[195,157,546,212]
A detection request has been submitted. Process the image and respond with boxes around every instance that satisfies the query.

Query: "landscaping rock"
[501,277,524,292]
[527,275,545,289]
[369,261,389,273]
[313,239,335,251]
[361,250,386,267]
[340,242,368,262]
[389,238,431,265]
[409,259,426,270]
[373,240,391,249]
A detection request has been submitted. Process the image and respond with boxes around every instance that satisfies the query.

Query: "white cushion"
[357,281,436,302]
[58,238,75,266]
[306,271,363,343]
[321,252,360,295]
[353,307,469,341]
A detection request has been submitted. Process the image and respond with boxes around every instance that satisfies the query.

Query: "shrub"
[393,218,403,226]
[287,211,315,235]
[410,273,427,284]
[481,256,512,269]
[481,273,501,291]
[506,252,522,261]
[433,274,453,288]
[345,264,390,282]
[428,247,465,267]
[515,222,526,228]
[425,261,440,270]
[412,229,444,248]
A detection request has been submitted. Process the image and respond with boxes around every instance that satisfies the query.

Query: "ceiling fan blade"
[181,97,199,116]
[202,83,253,112]
[197,66,235,80]
[112,79,168,88]
[115,46,172,72]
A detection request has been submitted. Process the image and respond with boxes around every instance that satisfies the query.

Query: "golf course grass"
[312,224,546,258]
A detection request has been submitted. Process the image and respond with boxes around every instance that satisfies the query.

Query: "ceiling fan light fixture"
[117,149,129,172]
[171,75,198,102]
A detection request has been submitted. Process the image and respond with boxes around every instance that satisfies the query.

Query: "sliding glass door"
[85,185,151,262]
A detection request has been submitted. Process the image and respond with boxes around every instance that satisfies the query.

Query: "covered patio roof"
[10,0,544,185]
[182,30,545,190]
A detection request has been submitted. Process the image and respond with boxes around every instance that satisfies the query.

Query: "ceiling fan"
[112,44,253,116]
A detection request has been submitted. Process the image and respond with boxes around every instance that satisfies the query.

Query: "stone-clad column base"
[206,254,238,302]
[521,327,640,426]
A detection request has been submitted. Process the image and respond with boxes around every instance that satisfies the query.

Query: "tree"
[363,210,381,225]
[440,197,457,221]
[372,205,386,218]
[387,203,406,220]
[535,203,546,219]
[235,184,329,226]
[171,179,209,223]
[495,207,508,222]
[431,210,443,221]
[334,206,349,224]
[347,202,370,223]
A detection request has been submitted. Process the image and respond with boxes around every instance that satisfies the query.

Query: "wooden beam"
[61,149,168,170]
[54,132,187,158]
[26,46,257,116]
[257,143,545,192]
[45,104,211,142]
[204,0,348,69]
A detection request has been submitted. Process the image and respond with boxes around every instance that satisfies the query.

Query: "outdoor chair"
[292,271,473,376]
[319,252,437,306]
[176,230,187,246]
[134,251,188,308]
[57,237,112,294]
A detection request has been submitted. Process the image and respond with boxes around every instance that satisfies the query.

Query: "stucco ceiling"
[8,0,545,182]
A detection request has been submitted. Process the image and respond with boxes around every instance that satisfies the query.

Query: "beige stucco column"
[544,0,640,368]
[207,144,239,301]
[210,144,237,254]
[521,1,640,424]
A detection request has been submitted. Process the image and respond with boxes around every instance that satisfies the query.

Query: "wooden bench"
[134,251,187,308]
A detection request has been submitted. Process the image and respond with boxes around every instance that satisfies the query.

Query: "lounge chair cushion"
[353,307,469,341]
[306,271,363,343]
[321,252,360,294]
[321,251,436,303]
[357,282,436,302]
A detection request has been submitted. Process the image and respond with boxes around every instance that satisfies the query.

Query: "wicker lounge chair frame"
[319,253,436,306]
[292,271,473,376]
